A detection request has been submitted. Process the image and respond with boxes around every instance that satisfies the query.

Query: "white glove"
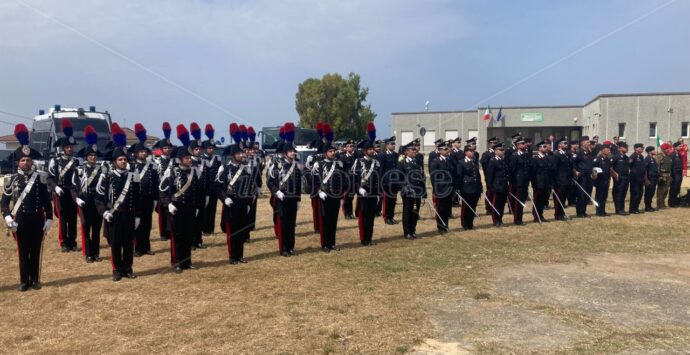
[42,219,52,232]
[195,209,199,217]
[358,187,367,196]
[168,204,177,215]
[276,190,285,200]
[76,198,86,207]
[5,215,14,228]
[297,202,301,210]
[224,197,233,207]
[135,217,141,229]
[54,186,64,196]
[103,211,114,222]
[153,200,158,210]
[319,191,327,200]
[205,196,210,207]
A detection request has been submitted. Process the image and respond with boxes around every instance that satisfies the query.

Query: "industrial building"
[391,92,690,152]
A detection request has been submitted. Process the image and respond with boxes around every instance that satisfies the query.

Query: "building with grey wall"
[392,92,690,153]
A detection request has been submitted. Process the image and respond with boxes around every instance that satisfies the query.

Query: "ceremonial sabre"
[455,191,479,218]
[527,190,542,224]
[424,199,447,228]
[508,191,527,208]
[551,188,571,221]
[571,178,599,207]
[481,192,501,216]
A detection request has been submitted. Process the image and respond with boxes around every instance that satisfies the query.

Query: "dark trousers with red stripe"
[358,196,377,244]
[343,191,354,217]
[554,185,569,218]
[311,196,321,232]
[109,210,135,275]
[171,207,194,268]
[157,200,170,240]
[490,191,507,224]
[276,198,298,253]
[55,192,77,248]
[401,197,421,235]
[510,185,528,224]
[202,194,218,234]
[460,192,480,229]
[225,200,250,261]
[80,199,102,258]
[134,196,154,254]
[14,212,46,286]
[383,192,397,221]
[532,188,548,221]
[434,194,452,230]
[484,190,494,215]
[320,196,341,248]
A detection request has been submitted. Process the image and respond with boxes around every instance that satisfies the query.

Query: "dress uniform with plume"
[1,124,53,291]
[201,124,222,235]
[188,122,207,249]
[267,123,302,256]
[351,123,380,245]
[154,122,174,241]
[76,125,107,262]
[47,119,80,252]
[245,126,263,240]
[216,123,253,264]
[129,123,158,256]
[159,125,200,273]
[95,123,142,281]
[314,126,345,252]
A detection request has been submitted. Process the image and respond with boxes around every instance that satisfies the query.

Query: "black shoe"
[244,238,252,243]
[368,241,377,246]
[113,272,122,282]
[238,258,247,264]
[411,233,419,239]
[630,210,641,214]
[134,251,143,257]
[384,219,395,225]
[86,256,94,263]
[616,211,629,216]
[61,245,70,253]
[289,249,297,256]
[71,246,79,252]
[322,247,331,253]
[281,251,290,257]
[187,264,197,270]
[195,244,207,249]
[515,221,524,226]
[375,212,382,217]
[160,236,170,241]
[404,234,414,240]
[390,219,400,224]
[330,246,341,251]
[145,251,155,256]
[645,207,656,212]
[438,228,448,234]
[31,281,41,290]
[18,283,29,292]
[494,222,502,227]
[229,259,238,265]
[174,266,183,274]
[93,256,101,262]
[124,272,136,279]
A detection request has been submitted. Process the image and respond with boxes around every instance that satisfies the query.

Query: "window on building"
[649,122,657,138]
[445,130,458,141]
[682,122,689,138]
[618,123,626,139]
[401,131,413,145]
[424,130,436,146]
[468,130,478,141]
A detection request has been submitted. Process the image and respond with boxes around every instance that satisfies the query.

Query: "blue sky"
[0,0,688,140]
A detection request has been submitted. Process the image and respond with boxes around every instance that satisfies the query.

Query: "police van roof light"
[54,105,61,111]
[39,109,45,115]
[89,106,96,112]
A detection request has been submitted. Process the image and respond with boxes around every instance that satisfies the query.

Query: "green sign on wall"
[520,113,543,122]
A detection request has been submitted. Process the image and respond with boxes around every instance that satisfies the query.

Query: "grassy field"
[0,185,689,354]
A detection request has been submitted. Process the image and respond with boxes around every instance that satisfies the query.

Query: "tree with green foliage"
[295,72,376,139]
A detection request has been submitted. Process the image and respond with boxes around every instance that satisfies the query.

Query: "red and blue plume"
[205,124,214,140]
[239,125,247,141]
[162,122,171,139]
[111,123,126,147]
[323,123,334,142]
[190,122,201,141]
[134,123,147,143]
[367,122,376,141]
[84,125,97,146]
[14,124,29,146]
[247,126,256,143]
[177,124,190,146]
[284,122,295,143]
[316,122,323,138]
[61,119,73,137]
[279,126,286,141]
[230,123,242,144]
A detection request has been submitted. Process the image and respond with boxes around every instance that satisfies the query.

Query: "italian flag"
[656,135,663,147]
[483,105,492,121]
